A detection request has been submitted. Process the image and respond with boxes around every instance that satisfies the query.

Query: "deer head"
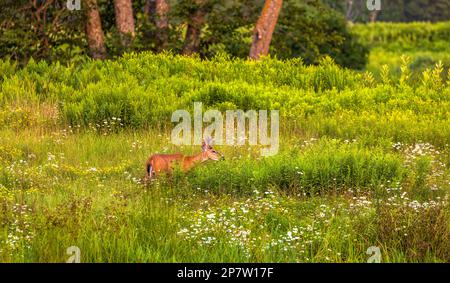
[201,137,224,161]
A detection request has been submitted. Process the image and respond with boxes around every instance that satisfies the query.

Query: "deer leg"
[147,164,155,178]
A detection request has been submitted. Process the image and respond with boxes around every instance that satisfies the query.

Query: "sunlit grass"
[0,48,449,262]
[0,125,448,262]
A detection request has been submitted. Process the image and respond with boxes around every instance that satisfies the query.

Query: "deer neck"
[182,152,206,171]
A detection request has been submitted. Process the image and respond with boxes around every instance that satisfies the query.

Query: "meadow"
[352,21,450,77]
[0,22,449,263]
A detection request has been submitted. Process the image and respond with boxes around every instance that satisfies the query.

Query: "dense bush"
[352,21,450,76]
[324,0,450,23]
[272,0,368,69]
[0,53,450,149]
[0,0,367,69]
[352,21,450,52]
[0,52,448,146]
[203,0,369,69]
[186,139,405,196]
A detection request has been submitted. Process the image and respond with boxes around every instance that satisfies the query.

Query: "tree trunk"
[155,0,170,50]
[85,0,106,59]
[182,0,206,56]
[114,0,135,47]
[249,0,283,60]
[369,10,379,23]
[346,0,354,21]
[31,0,55,58]
[144,0,156,16]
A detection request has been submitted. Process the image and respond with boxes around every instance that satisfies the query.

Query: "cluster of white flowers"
[349,195,373,210]
[130,140,143,152]
[177,189,282,256]
[2,203,34,258]
[382,181,448,209]
[86,117,124,135]
[299,137,318,149]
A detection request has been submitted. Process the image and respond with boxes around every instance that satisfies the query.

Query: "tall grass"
[352,21,450,76]
[1,52,449,146]
[0,128,448,262]
[0,28,449,262]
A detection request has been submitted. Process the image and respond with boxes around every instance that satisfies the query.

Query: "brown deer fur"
[144,138,223,181]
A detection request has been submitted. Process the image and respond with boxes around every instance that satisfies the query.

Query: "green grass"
[0,24,449,262]
[352,21,450,77]
[0,126,448,262]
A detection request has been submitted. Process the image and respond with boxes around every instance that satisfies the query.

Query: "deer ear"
[201,141,207,151]
[205,136,213,146]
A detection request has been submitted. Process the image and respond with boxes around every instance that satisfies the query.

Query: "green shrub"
[0,52,449,147]
[187,139,405,195]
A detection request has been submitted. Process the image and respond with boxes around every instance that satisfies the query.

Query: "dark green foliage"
[187,139,405,196]
[352,21,450,51]
[273,0,368,69]
[402,0,450,22]
[0,0,87,65]
[352,21,450,74]
[323,0,450,23]
[0,0,367,69]
[202,0,368,69]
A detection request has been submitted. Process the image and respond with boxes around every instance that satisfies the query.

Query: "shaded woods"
[0,0,369,69]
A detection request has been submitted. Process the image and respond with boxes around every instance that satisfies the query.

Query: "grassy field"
[0,23,449,263]
[352,21,450,77]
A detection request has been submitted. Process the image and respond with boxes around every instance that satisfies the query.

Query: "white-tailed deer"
[144,137,223,181]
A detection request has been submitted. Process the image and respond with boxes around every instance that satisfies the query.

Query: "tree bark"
[30,0,55,58]
[369,10,379,22]
[144,0,156,16]
[114,0,135,47]
[182,0,207,56]
[346,0,354,21]
[85,0,106,59]
[249,0,283,60]
[155,0,170,50]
